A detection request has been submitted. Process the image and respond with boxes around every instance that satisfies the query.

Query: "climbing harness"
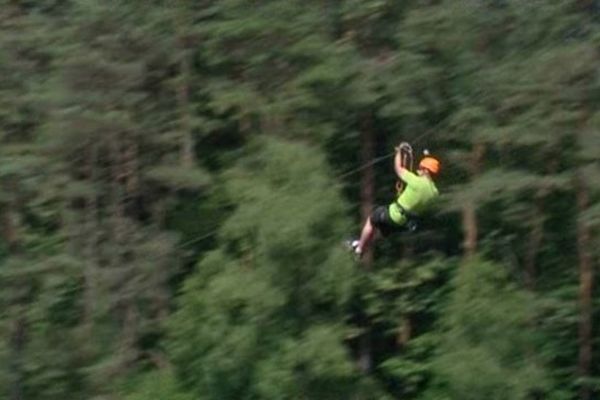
[397,202,420,233]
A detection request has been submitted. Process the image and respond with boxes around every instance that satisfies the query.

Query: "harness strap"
[396,203,419,232]
[396,202,418,220]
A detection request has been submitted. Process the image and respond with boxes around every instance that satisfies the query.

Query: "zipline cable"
[336,151,396,179]
[178,122,446,248]
[335,122,442,180]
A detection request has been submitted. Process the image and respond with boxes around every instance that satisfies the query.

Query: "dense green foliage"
[0,1,599,399]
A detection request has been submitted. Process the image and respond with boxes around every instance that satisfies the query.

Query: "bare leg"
[357,217,377,254]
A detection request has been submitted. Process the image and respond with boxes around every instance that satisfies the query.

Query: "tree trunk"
[0,206,19,253]
[82,145,100,325]
[178,50,194,167]
[576,0,598,13]
[9,316,25,400]
[324,0,342,39]
[359,114,375,266]
[524,192,545,291]
[358,112,375,373]
[462,143,485,258]
[397,315,412,347]
[576,171,593,400]
[462,202,477,258]
[110,132,126,259]
[1,185,25,400]
[176,5,195,168]
[119,304,139,372]
[0,179,21,253]
[123,138,139,211]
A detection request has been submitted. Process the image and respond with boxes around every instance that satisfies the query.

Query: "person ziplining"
[347,142,440,258]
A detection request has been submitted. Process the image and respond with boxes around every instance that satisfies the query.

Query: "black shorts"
[371,205,404,237]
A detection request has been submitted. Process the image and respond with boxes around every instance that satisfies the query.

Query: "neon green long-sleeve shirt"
[389,169,439,224]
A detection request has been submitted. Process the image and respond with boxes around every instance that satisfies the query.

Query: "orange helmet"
[419,156,440,174]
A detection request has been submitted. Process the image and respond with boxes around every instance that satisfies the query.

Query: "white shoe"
[345,239,362,258]
[345,239,358,251]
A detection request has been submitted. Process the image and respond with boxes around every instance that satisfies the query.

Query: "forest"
[1,0,599,399]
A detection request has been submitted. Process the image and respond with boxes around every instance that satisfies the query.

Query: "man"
[348,149,440,257]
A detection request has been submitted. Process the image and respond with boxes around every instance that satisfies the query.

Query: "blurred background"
[0,0,599,399]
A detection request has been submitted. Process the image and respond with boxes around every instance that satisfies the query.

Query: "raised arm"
[394,150,405,178]
[394,150,418,185]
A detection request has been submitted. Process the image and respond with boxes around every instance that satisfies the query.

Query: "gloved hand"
[395,142,411,153]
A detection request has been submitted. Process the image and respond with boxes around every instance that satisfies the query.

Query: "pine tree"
[424,257,549,400]
[25,1,195,395]
[0,2,69,398]
[165,137,388,399]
